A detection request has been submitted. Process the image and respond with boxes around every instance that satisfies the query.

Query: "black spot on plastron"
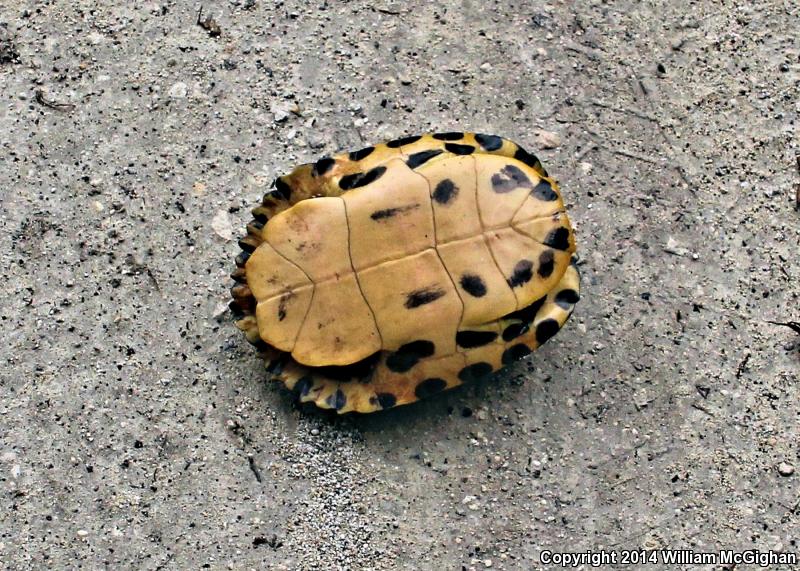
[513,147,548,177]
[502,344,532,365]
[491,164,533,193]
[312,156,336,176]
[386,135,422,148]
[339,165,387,191]
[292,376,313,397]
[535,318,561,345]
[349,146,375,161]
[277,294,290,321]
[538,250,555,278]
[506,296,547,324]
[326,389,346,410]
[272,177,292,200]
[507,259,534,288]
[405,287,446,308]
[544,227,570,251]
[432,132,464,141]
[475,133,503,151]
[457,362,493,383]
[531,179,558,201]
[555,289,580,309]
[445,143,475,155]
[376,392,397,409]
[370,203,419,221]
[456,330,499,348]
[460,273,487,297]
[407,149,444,169]
[386,340,436,373]
[502,322,529,342]
[414,377,447,399]
[432,179,458,204]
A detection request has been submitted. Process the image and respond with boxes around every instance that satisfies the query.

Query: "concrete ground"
[1,1,798,569]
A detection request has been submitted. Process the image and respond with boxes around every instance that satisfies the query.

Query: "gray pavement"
[1,1,798,569]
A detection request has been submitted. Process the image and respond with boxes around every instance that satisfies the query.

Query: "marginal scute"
[474,133,503,151]
[502,343,532,365]
[386,135,422,148]
[376,392,397,409]
[513,147,548,177]
[444,143,475,155]
[233,132,580,413]
[535,318,561,345]
[555,289,580,309]
[414,377,447,399]
[312,157,336,176]
[349,146,375,161]
[432,132,464,141]
[458,362,493,383]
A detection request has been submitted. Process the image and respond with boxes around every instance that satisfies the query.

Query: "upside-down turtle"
[230,132,580,413]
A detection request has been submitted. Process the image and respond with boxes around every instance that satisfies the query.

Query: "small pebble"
[211,210,233,241]
[168,82,188,98]
[310,428,320,436]
[535,130,561,149]
[778,462,794,477]
[271,103,290,122]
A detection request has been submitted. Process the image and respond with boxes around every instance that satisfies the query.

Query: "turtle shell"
[230,132,580,413]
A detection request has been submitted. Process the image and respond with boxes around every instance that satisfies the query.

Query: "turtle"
[229,132,580,413]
